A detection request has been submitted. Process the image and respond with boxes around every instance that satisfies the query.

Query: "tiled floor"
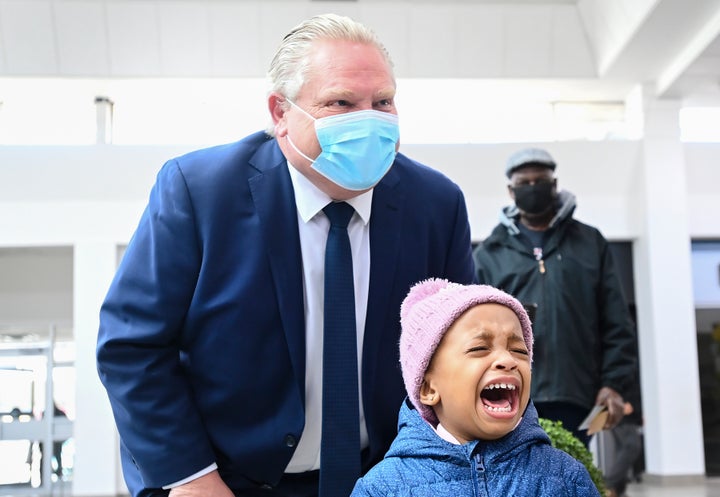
[626,477,720,496]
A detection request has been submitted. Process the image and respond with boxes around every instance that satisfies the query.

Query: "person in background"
[472,147,636,446]
[604,399,643,497]
[351,279,600,496]
[32,402,68,483]
[96,13,474,497]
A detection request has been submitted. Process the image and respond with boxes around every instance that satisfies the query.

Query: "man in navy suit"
[97,13,475,497]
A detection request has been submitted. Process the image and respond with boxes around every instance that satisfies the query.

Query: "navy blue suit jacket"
[97,131,475,496]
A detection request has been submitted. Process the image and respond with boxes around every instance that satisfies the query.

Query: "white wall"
[685,144,720,238]
[0,247,73,331]
[6,139,712,246]
[2,140,708,243]
[402,140,643,240]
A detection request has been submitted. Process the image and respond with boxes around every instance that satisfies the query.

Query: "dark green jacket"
[473,191,636,410]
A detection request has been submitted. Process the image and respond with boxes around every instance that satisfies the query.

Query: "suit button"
[284,434,297,447]
[260,483,273,490]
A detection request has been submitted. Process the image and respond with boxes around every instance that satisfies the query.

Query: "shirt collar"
[287,162,373,225]
[435,423,462,445]
[433,418,524,445]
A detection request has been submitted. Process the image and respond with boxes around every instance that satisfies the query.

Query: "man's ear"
[507,183,515,200]
[419,379,439,407]
[268,92,289,136]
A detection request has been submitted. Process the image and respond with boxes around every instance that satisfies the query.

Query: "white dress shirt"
[284,162,372,472]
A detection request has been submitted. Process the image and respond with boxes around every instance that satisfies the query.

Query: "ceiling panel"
[0,1,56,75]
[0,0,718,104]
[157,2,212,76]
[208,3,264,76]
[106,2,162,76]
[55,1,109,76]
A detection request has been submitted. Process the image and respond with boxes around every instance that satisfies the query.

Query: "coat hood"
[499,189,577,236]
[352,397,601,496]
[385,398,551,464]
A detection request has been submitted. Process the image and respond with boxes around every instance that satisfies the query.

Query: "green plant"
[539,417,607,496]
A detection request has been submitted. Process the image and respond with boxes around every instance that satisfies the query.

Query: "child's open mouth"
[480,383,519,415]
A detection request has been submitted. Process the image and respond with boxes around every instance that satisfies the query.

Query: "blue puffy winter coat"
[351,399,600,497]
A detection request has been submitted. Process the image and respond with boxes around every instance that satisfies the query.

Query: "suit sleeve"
[96,160,216,488]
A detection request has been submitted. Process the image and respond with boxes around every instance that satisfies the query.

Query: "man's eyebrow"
[374,88,396,99]
[322,89,356,100]
[320,88,396,100]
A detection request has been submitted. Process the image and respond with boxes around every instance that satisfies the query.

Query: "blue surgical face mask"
[285,100,400,191]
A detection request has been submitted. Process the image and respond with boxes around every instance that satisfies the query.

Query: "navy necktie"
[320,201,361,497]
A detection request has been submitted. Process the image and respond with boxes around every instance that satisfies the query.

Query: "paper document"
[578,405,608,435]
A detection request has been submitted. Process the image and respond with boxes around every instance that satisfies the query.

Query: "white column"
[630,85,705,480]
[72,242,127,496]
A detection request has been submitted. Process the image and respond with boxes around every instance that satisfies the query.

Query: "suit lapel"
[248,141,306,398]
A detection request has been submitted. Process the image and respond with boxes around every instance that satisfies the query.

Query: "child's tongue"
[481,388,512,411]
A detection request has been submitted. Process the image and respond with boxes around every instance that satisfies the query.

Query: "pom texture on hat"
[505,147,556,178]
[399,278,534,424]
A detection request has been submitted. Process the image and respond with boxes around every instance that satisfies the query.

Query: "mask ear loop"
[284,98,319,164]
[286,134,316,164]
[287,98,317,122]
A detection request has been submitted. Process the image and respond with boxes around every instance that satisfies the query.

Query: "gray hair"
[265,13,395,135]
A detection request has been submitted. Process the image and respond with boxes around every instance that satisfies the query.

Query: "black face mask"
[512,182,556,215]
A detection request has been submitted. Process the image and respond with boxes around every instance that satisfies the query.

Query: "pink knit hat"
[399,278,534,424]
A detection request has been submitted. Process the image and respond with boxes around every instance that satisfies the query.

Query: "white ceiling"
[0,0,718,105]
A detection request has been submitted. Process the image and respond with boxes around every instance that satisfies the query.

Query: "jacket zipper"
[474,453,486,496]
[533,246,546,274]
